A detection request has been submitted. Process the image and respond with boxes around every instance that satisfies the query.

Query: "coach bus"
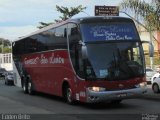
[12,16,147,104]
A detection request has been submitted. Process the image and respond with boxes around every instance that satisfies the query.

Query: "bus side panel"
[22,50,73,96]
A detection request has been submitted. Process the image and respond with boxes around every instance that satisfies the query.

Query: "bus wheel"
[28,81,34,95]
[64,86,74,104]
[23,81,28,94]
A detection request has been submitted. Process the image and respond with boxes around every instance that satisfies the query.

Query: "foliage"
[37,5,86,29]
[0,38,11,53]
[54,5,86,22]
[144,52,160,66]
[120,0,160,31]
[37,22,53,29]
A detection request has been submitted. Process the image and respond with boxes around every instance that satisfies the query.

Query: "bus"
[12,16,147,104]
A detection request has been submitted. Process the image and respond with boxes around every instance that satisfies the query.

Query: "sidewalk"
[140,85,160,101]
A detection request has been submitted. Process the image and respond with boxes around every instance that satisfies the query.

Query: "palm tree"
[37,22,53,29]
[55,5,86,22]
[120,0,160,31]
[37,5,86,29]
[120,0,160,66]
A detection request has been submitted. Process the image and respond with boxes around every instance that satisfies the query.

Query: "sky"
[0,0,124,41]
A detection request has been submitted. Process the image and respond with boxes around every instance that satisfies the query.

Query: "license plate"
[117,93,127,97]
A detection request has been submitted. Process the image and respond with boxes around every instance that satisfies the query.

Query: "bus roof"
[13,16,133,42]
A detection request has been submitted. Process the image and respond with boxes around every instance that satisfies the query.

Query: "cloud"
[0,25,38,41]
[0,0,123,41]
[0,0,123,27]
[0,0,58,26]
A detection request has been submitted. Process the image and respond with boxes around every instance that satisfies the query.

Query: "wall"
[0,53,13,71]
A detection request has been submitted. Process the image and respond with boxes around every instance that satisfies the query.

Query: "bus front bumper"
[86,86,147,103]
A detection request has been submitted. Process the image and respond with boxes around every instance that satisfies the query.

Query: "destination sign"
[81,23,139,42]
[95,6,119,16]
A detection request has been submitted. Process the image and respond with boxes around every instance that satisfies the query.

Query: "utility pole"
[149,24,154,69]
[1,39,4,68]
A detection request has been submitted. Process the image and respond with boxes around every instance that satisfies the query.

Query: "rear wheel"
[152,84,160,93]
[5,80,8,85]
[28,81,34,95]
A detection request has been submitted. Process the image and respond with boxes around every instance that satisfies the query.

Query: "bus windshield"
[83,42,144,80]
[81,22,139,42]
[79,22,144,80]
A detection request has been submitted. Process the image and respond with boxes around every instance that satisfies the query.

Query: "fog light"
[88,87,106,92]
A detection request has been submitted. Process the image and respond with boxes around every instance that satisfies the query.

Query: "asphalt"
[140,85,160,101]
[0,79,159,101]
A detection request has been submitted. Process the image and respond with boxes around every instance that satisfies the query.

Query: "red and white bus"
[12,16,147,104]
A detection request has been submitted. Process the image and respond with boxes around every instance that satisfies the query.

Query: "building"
[0,53,13,71]
[137,25,160,67]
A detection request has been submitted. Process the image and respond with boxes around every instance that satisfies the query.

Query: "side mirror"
[149,42,154,57]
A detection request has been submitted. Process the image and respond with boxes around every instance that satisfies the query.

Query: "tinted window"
[32,34,47,51]
[25,37,38,53]
[68,23,79,69]
[13,25,68,55]
[84,42,144,80]
[13,40,25,55]
[68,23,84,77]
[68,23,80,44]
[46,25,67,50]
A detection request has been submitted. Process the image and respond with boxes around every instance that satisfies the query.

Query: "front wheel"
[64,86,75,104]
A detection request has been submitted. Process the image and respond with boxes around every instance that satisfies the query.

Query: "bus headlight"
[136,82,147,88]
[88,87,106,92]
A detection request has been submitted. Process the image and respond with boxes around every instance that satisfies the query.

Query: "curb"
[139,85,160,101]
[140,94,160,101]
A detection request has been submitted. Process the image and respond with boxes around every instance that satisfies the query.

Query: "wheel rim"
[66,88,72,103]
[28,82,32,94]
[23,84,26,92]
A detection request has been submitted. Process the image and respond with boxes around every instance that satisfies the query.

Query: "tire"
[152,84,160,93]
[5,80,9,85]
[28,81,34,95]
[64,85,75,104]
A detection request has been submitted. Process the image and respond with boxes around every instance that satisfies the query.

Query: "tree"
[54,5,86,22]
[37,5,86,29]
[37,22,53,29]
[120,0,160,31]
[0,38,11,53]
[120,0,160,66]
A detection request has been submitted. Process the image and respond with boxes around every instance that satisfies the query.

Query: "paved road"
[0,80,159,120]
